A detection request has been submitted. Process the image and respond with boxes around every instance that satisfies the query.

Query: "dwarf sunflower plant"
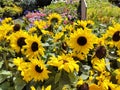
[1,9,120,90]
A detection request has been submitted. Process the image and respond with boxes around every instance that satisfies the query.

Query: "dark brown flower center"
[75,25,84,29]
[77,36,87,46]
[35,65,43,73]
[95,46,106,59]
[13,24,21,32]
[51,18,58,23]
[108,86,111,90]
[77,83,89,90]
[31,42,38,52]
[112,31,120,41]
[17,37,26,48]
[63,60,68,64]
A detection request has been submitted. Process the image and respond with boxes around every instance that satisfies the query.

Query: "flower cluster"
[0,12,120,90]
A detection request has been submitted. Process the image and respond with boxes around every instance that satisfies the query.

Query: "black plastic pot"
[36,0,52,8]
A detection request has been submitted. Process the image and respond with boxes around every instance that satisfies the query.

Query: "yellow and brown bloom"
[47,54,79,73]
[22,34,45,59]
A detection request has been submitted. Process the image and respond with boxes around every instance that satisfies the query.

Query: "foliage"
[18,0,37,11]
[0,0,23,18]
[40,2,78,17]
[87,0,120,24]
[1,0,120,90]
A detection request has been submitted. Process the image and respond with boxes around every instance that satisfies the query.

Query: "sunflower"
[47,13,62,25]
[23,59,50,82]
[47,54,79,73]
[31,86,36,90]
[1,17,12,24]
[89,84,101,90]
[114,69,120,84]
[13,57,32,82]
[67,28,98,55]
[21,34,45,59]
[91,58,106,72]
[13,57,24,70]
[0,23,13,40]
[104,23,120,48]
[42,85,51,90]
[34,20,47,30]
[77,83,89,90]
[9,30,29,53]
[13,24,21,32]
[73,20,88,30]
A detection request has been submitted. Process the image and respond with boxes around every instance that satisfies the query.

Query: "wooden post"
[77,0,87,20]
[81,0,87,20]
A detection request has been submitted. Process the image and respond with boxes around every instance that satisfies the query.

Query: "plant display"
[0,0,120,90]
[0,0,23,18]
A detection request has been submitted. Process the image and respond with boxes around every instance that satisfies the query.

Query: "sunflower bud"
[13,24,21,32]
[77,83,89,90]
[95,46,106,59]
[112,31,120,41]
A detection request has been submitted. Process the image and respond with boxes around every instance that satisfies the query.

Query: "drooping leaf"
[0,81,14,90]
[0,61,3,69]
[13,76,26,90]
[0,70,12,76]
[0,75,7,84]
[55,71,61,84]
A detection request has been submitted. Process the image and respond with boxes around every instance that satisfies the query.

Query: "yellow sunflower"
[114,69,120,84]
[104,23,120,48]
[21,34,45,59]
[9,30,29,53]
[23,59,50,82]
[34,20,47,30]
[30,86,36,90]
[67,28,98,55]
[47,13,62,25]
[31,20,49,35]
[13,24,21,32]
[91,58,106,72]
[42,85,51,90]
[73,20,89,30]
[1,17,12,24]
[47,54,79,73]
[89,84,101,90]
[13,57,24,70]
[13,57,32,82]
[0,23,13,40]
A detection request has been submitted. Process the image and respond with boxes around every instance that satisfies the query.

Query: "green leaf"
[0,70,12,76]
[55,71,61,84]
[13,76,26,90]
[80,74,89,80]
[0,61,4,68]
[0,81,14,90]
[68,73,77,83]
[0,75,7,84]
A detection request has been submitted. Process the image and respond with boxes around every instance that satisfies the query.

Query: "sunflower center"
[77,83,89,90]
[13,24,21,32]
[95,46,106,59]
[112,31,120,41]
[17,37,26,48]
[77,36,87,46]
[108,86,111,90]
[75,25,84,29]
[35,65,43,73]
[31,42,38,52]
[63,60,68,64]
[51,18,58,23]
